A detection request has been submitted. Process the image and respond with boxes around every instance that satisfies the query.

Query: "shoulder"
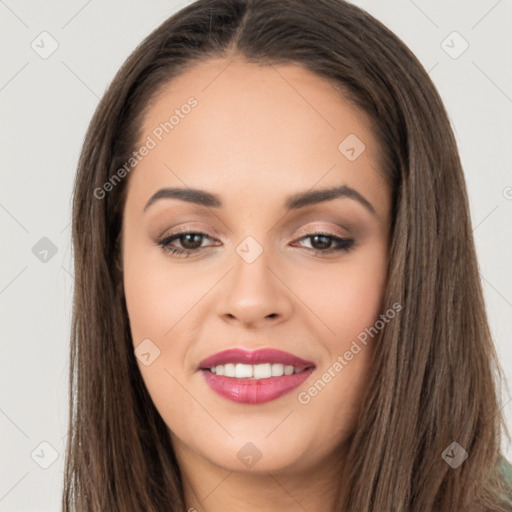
[499,456,512,487]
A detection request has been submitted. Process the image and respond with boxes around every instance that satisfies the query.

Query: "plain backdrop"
[1,0,511,510]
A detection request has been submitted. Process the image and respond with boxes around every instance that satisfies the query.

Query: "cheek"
[332,262,387,336]
[123,258,199,428]
[296,244,388,348]
[293,261,387,442]
[292,242,387,406]
[123,244,218,410]
[123,248,205,345]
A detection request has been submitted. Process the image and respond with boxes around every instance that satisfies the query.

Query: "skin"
[121,57,391,511]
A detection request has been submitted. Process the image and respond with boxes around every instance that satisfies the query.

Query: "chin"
[192,427,319,474]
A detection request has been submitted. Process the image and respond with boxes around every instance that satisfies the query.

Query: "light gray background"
[1,0,511,510]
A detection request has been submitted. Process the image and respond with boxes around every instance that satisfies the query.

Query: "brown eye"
[309,234,333,250]
[178,233,204,250]
[156,231,215,257]
[296,233,354,254]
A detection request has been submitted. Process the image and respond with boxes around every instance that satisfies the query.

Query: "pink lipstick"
[197,348,315,404]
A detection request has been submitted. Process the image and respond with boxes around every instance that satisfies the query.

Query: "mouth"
[197,348,316,404]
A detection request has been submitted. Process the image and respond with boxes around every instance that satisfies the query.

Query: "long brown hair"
[63,0,512,510]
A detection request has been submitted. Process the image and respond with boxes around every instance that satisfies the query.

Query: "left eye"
[296,233,354,253]
[156,231,354,257]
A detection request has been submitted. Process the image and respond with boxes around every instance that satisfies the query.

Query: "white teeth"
[254,363,271,379]
[207,363,306,379]
[235,363,253,378]
[271,363,284,376]
[224,363,236,377]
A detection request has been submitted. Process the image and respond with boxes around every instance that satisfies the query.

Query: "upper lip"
[198,348,316,370]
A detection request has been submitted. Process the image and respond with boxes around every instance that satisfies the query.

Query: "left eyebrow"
[284,185,376,215]
[143,185,377,216]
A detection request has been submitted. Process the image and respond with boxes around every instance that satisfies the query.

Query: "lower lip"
[200,367,315,404]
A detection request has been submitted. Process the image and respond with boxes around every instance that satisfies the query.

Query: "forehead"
[125,58,388,218]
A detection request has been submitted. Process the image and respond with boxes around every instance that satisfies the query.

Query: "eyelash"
[156,230,354,258]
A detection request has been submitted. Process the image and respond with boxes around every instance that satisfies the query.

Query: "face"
[121,58,391,476]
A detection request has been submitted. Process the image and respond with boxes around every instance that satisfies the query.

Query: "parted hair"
[63,0,512,510]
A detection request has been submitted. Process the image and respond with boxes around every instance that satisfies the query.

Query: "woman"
[63,0,512,510]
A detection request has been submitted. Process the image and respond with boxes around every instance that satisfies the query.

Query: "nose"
[216,243,293,329]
